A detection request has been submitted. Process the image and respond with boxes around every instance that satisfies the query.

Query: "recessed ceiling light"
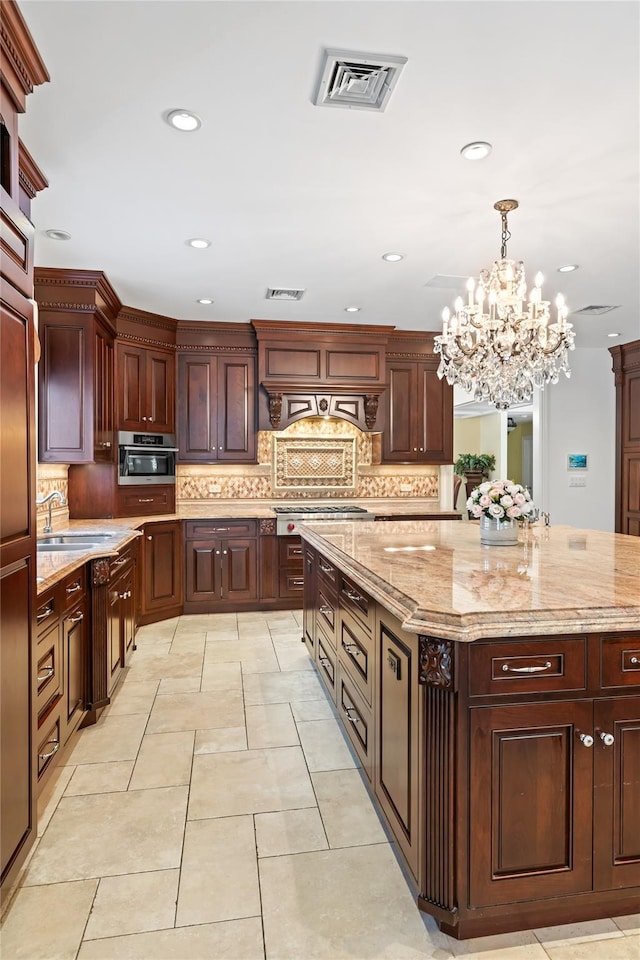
[197,298,214,305]
[44,229,71,241]
[186,238,211,249]
[382,252,404,262]
[607,332,621,338]
[344,306,360,313]
[460,141,492,160]
[558,264,579,273]
[165,109,201,132]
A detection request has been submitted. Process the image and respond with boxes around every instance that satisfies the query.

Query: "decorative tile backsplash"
[274,437,356,492]
[177,418,440,502]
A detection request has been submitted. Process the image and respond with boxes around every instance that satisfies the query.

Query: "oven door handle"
[120,446,179,452]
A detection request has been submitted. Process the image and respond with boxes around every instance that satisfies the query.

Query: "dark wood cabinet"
[105,546,136,695]
[382,332,453,464]
[610,340,640,536]
[185,519,258,611]
[35,269,120,464]
[383,358,453,463]
[302,545,316,658]
[116,342,175,433]
[177,352,256,462]
[33,567,89,793]
[302,537,640,938]
[137,521,183,625]
[115,484,175,517]
[1,4,48,902]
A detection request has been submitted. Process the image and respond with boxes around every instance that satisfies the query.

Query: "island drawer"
[469,637,587,696]
[337,665,372,780]
[601,635,640,688]
[317,582,338,647]
[185,519,257,539]
[338,607,373,707]
[317,554,339,590]
[316,629,337,703]
[339,573,374,635]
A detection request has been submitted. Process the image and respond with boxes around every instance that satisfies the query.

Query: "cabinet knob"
[219,446,223,450]
[599,731,614,746]
[578,733,594,747]
[215,550,221,555]
[413,447,418,452]
[147,536,153,541]
[631,656,640,665]
[142,416,147,421]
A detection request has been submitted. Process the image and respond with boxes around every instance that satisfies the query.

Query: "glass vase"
[479,515,519,546]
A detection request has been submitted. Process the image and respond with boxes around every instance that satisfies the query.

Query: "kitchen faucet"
[36,490,67,534]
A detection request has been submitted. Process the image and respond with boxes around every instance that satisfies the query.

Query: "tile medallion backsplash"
[177,418,440,502]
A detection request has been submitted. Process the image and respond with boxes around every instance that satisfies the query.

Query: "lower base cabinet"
[184,520,257,613]
[34,568,89,795]
[138,521,183,625]
[302,542,640,939]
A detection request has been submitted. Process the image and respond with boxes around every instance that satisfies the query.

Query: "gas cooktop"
[273,504,374,534]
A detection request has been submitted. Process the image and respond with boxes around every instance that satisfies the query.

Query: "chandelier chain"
[500,211,510,260]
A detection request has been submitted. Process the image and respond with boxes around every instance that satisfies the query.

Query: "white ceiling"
[19,1,640,351]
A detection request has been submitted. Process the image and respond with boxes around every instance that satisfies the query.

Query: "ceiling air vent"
[266,288,305,301]
[572,305,621,316]
[314,49,408,112]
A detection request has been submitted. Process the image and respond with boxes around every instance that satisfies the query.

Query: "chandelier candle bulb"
[467,277,475,306]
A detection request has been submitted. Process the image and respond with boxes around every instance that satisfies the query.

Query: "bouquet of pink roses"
[467,479,536,522]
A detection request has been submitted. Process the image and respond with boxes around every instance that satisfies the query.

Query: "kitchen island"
[298,518,640,939]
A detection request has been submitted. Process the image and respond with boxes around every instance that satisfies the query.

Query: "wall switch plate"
[568,475,587,487]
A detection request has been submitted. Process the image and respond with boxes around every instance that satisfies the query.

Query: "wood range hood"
[252,319,394,432]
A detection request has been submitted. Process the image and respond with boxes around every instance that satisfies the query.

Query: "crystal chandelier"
[434,199,575,410]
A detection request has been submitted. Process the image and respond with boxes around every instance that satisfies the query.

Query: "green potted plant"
[454,453,497,499]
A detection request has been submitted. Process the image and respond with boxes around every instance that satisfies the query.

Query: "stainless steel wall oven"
[117,431,177,485]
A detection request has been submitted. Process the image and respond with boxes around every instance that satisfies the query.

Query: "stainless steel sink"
[37,533,116,551]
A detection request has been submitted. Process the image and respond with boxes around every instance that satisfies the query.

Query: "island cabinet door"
[374,617,421,884]
[468,700,593,907]
[593,696,640,890]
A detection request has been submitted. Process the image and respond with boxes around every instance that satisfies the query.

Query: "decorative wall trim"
[36,301,96,313]
[91,558,110,587]
[418,637,453,689]
[260,518,276,535]
[0,1,50,108]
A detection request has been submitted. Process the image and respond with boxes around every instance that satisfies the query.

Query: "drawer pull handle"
[138,498,154,503]
[291,579,304,587]
[599,731,615,746]
[291,548,303,556]
[39,737,60,761]
[342,641,362,657]
[344,587,364,603]
[66,612,84,625]
[112,557,127,566]
[318,656,331,668]
[37,605,54,622]
[501,661,552,674]
[631,656,640,665]
[579,733,594,748]
[343,705,359,725]
[66,582,82,594]
[319,604,333,616]
[319,562,333,575]
[37,665,55,682]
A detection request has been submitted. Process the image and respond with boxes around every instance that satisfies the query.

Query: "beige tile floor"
[1,610,638,960]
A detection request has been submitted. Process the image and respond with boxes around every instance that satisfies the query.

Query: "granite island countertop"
[297,519,640,642]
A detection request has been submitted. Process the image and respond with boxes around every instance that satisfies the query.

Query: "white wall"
[539,348,616,531]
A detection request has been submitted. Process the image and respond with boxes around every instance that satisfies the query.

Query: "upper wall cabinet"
[116,343,175,434]
[115,307,178,435]
[177,352,257,462]
[35,269,120,463]
[382,331,453,464]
